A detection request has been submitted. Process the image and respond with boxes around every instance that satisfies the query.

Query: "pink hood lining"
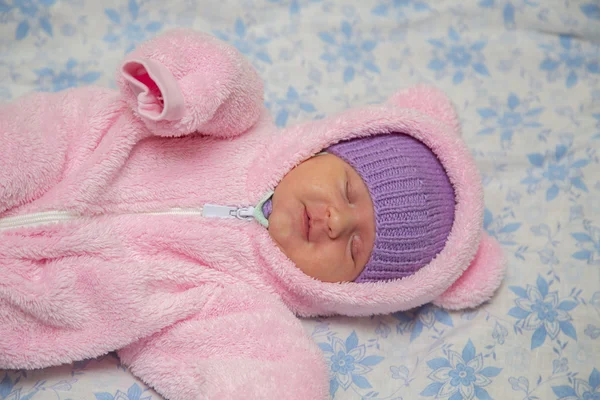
[246,87,503,317]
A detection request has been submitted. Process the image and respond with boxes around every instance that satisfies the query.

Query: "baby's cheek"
[309,248,349,282]
[269,211,296,243]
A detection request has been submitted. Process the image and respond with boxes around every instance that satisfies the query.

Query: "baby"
[0,29,503,400]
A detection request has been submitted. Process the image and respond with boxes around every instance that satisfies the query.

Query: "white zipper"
[0,204,255,232]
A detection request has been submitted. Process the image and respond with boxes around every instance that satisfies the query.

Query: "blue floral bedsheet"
[1,0,599,399]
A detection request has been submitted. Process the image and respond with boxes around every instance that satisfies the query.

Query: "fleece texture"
[0,29,504,400]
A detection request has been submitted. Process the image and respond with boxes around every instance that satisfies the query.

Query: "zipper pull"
[234,206,255,220]
[202,204,255,221]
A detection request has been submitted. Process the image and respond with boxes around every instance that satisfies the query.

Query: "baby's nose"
[326,206,354,239]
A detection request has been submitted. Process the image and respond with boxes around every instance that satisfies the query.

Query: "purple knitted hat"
[326,133,456,283]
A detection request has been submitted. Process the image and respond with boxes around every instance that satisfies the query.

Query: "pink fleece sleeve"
[117,284,329,400]
[117,29,265,138]
[0,87,120,215]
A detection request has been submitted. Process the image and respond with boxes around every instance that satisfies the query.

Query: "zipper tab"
[202,204,255,221]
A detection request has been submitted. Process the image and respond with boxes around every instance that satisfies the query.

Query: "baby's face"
[268,154,376,282]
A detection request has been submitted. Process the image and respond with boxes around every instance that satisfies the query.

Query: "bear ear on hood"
[432,233,506,310]
[387,85,461,133]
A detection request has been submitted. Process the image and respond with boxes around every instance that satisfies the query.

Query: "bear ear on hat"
[387,85,460,134]
[432,233,506,310]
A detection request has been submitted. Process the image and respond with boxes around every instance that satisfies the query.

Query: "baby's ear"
[432,233,506,310]
[387,85,460,133]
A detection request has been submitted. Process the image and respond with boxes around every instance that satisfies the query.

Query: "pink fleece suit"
[0,29,505,400]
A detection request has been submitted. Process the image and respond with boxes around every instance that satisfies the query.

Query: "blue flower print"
[593,291,600,311]
[492,321,508,345]
[553,368,600,400]
[552,358,569,375]
[449,364,477,387]
[477,0,539,29]
[213,19,273,68]
[508,375,530,393]
[103,0,163,53]
[372,0,431,19]
[477,93,544,145]
[571,220,600,265]
[330,352,356,375]
[539,35,600,88]
[318,21,380,83]
[427,27,490,85]
[34,58,101,92]
[585,325,600,340]
[394,305,453,342]
[316,331,383,397]
[267,0,322,15]
[0,374,20,400]
[421,339,502,400]
[483,208,521,247]
[593,114,600,140]
[390,365,413,386]
[94,383,153,400]
[581,3,600,20]
[521,140,590,201]
[265,86,317,127]
[508,275,579,350]
[0,373,78,399]
[3,0,56,40]
[375,320,392,338]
